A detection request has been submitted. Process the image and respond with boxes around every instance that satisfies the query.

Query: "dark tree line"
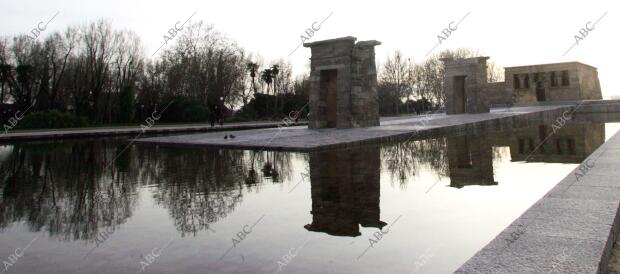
[0,20,305,127]
[0,20,145,124]
[0,18,503,128]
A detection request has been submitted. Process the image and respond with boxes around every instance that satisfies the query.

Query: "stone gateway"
[304,36,381,129]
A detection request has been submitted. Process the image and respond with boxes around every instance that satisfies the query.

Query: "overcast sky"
[1,0,618,97]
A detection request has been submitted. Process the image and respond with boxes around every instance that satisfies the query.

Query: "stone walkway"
[456,130,620,273]
[136,105,574,151]
[0,121,306,142]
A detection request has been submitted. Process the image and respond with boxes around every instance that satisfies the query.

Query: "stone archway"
[442,57,490,115]
[304,36,381,129]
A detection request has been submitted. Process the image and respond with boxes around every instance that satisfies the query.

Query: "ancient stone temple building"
[502,62,602,104]
[303,36,381,128]
[442,57,491,114]
[443,57,603,115]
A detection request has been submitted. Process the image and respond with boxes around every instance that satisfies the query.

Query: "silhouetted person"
[210,104,220,127]
[217,104,224,127]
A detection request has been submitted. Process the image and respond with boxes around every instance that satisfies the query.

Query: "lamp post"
[219,97,224,126]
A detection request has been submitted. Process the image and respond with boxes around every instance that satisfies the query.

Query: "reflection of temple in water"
[446,135,497,188]
[304,147,386,237]
[444,123,606,188]
[509,123,605,163]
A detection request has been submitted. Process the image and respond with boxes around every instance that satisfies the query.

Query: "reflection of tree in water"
[0,141,137,242]
[492,146,511,168]
[247,150,295,184]
[0,140,300,239]
[134,147,296,236]
[140,147,246,237]
[381,137,450,188]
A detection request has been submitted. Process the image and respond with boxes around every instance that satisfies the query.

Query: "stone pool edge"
[135,106,576,152]
[0,121,307,142]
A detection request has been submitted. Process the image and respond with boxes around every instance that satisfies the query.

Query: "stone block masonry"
[303,36,381,129]
[442,57,491,114]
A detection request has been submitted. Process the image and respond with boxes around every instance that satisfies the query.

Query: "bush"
[156,95,210,123]
[118,85,135,123]
[18,110,89,129]
[182,104,210,122]
[229,106,259,122]
[234,93,308,121]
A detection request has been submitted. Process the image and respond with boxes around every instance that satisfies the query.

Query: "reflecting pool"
[0,119,618,273]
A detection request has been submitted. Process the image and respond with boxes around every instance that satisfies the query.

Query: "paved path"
[456,130,620,273]
[136,105,575,151]
[0,121,307,142]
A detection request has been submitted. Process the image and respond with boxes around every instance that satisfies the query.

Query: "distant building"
[442,57,491,114]
[502,62,602,104]
[444,58,603,114]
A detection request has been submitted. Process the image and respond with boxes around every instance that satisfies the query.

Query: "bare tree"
[379,50,415,114]
[487,60,504,83]
[413,48,480,108]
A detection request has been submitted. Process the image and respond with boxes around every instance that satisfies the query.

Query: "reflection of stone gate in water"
[304,147,386,236]
[447,135,496,188]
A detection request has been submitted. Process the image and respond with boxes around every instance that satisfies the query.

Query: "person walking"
[210,104,219,127]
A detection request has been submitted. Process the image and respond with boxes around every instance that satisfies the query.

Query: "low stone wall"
[486,82,510,106]
[576,100,620,113]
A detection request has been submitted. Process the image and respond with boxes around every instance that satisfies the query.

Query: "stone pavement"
[135,105,575,151]
[0,121,306,142]
[456,130,620,273]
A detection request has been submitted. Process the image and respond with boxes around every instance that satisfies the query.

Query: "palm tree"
[270,65,279,112]
[261,68,273,115]
[246,62,259,95]
[261,68,273,94]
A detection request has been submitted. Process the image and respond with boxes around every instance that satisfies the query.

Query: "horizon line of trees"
[0,18,503,128]
[0,19,308,127]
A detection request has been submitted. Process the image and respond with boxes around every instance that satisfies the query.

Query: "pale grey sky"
[1,0,618,97]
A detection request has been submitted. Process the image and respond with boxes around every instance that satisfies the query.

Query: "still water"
[0,120,618,274]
